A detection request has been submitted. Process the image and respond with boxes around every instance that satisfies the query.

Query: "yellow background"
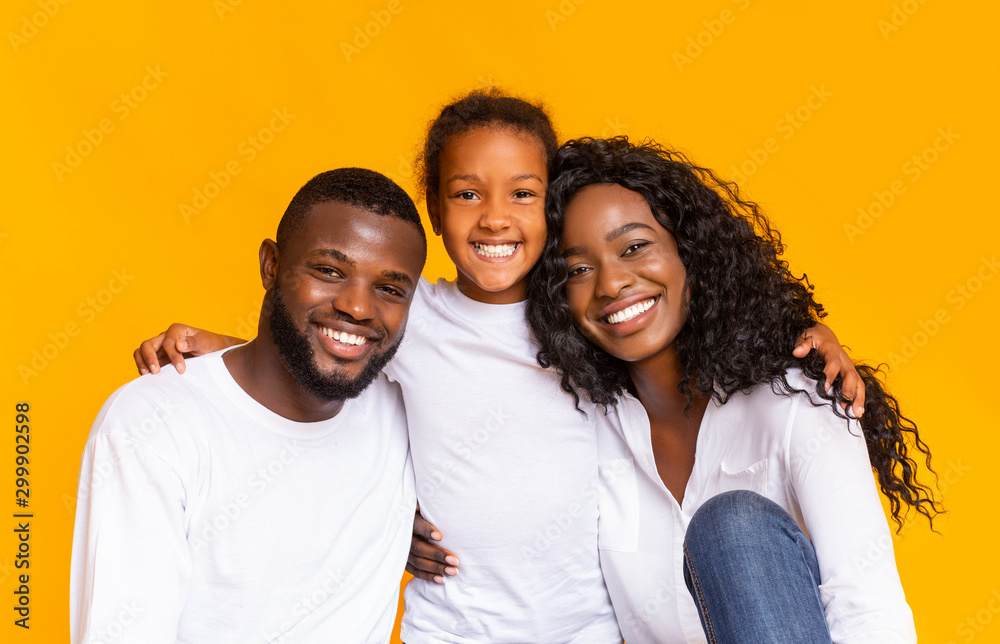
[2,0,997,642]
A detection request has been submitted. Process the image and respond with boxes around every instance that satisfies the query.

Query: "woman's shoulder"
[725,368,826,410]
[712,369,849,442]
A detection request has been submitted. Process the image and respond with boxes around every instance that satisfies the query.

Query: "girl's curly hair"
[416,87,559,200]
[526,136,939,529]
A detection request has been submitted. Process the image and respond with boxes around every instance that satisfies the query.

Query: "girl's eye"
[622,242,650,256]
[513,190,534,199]
[456,191,478,200]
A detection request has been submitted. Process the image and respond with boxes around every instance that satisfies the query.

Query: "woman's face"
[559,183,688,364]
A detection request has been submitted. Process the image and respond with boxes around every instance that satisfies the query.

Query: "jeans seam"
[684,542,717,644]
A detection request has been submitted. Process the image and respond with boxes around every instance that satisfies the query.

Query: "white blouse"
[596,370,917,644]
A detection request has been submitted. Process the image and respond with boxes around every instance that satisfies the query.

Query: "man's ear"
[426,191,441,236]
[260,239,279,289]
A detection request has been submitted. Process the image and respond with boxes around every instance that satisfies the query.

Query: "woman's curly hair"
[526,136,939,529]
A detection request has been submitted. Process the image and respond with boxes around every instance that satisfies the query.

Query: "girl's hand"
[406,504,459,584]
[133,323,245,375]
[793,323,865,417]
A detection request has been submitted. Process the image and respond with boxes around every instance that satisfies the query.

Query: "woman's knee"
[686,490,788,550]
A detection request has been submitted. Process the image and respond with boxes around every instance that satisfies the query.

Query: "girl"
[132,90,862,642]
[526,136,939,643]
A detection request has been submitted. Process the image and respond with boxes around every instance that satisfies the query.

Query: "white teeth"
[474,242,517,258]
[320,326,367,346]
[606,298,656,325]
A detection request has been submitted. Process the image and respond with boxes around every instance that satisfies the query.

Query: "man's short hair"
[276,168,426,252]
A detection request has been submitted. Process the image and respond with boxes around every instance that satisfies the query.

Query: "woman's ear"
[259,239,279,289]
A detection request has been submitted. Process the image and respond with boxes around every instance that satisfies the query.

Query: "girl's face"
[560,183,688,364]
[428,127,548,304]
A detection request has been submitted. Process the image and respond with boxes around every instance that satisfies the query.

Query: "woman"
[525,137,939,643]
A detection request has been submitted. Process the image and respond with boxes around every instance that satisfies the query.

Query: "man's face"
[265,201,425,400]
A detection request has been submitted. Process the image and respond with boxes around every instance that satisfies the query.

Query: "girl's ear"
[259,239,279,289]
[426,192,441,236]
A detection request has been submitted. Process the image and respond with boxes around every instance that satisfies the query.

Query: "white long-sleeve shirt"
[71,349,415,644]
[596,370,916,644]
[388,278,622,644]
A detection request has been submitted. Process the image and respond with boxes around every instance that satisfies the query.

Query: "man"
[70,168,427,643]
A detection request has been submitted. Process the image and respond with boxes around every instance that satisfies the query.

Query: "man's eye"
[379,286,404,297]
[316,267,341,277]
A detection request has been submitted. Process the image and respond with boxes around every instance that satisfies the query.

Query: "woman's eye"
[567,266,590,278]
[623,242,650,256]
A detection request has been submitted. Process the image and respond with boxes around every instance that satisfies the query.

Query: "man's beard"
[268,283,401,401]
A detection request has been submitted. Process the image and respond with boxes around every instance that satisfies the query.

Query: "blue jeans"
[682,490,833,644]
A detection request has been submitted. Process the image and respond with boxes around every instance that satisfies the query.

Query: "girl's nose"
[478,200,513,232]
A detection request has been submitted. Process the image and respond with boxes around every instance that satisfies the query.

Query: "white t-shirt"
[71,349,415,644]
[388,278,622,644]
[596,370,916,644]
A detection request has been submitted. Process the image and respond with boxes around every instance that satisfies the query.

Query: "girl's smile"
[470,240,521,260]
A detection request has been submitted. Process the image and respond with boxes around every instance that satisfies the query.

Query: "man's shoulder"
[109,352,219,403]
[348,371,406,419]
[92,353,225,440]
